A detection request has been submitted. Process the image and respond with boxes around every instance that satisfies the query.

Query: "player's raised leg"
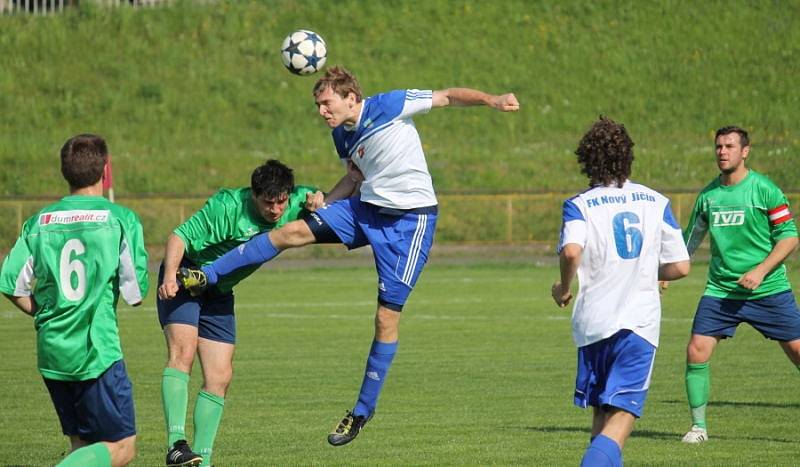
[192,220,316,288]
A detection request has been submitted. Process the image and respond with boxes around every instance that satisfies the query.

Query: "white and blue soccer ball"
[280,29,327,75]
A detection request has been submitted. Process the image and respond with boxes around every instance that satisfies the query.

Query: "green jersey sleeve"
[116,207,149,305]
[683,187,710,256]
[760,178,798,242]
[0,218,36,297]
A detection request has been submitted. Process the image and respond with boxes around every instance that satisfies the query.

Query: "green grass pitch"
[1,261,798,465]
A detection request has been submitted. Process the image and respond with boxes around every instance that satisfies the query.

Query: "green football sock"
[685,362,710,429]
[193,390,225,467]
[56,442,112,467]
[162,367,190,447]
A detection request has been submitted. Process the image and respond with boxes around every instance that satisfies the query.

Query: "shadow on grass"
[517,424,795,444]
[661,399,800,409]
[519,425,677,441]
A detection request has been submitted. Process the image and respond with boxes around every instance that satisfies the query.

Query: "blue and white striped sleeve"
[557,197,586,254]
[398,89,433,119]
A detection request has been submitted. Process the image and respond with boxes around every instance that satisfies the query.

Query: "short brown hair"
[312,66,363,102]
[575,116,634,188]
[715,125,750,148]
[60,134,108,189]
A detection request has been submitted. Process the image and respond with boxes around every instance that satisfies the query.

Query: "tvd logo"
[711,210,745,227]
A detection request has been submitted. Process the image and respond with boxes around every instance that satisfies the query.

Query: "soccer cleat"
[178,267,207,297]
[681,425,709,444]
[165,439,202,466]
[327,410,372,446]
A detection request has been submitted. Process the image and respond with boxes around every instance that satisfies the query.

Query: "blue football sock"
[201,232,279,285]
[353,340,398,417]
[580,434,621,467]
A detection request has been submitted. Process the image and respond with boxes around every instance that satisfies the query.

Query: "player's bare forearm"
[158,234,185,300]
[738,236,799,290]
[553,244,582,307]
[325,171,360,203]
[658,260,690,281]
[432,88,520,111]
[559,244,582,289]
[3,294,36,316]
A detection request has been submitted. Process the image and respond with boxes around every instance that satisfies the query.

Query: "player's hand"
[493,93,520,112]
[737,269,766,290]
[158,278,180,300]
[659,281,669,295]
[551,281,572,308]
[305,191,326,211]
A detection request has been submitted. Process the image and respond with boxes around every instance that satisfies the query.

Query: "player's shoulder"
[208,187,249,206]
[748,170,784,191]
[369,89,428,114]
[697,176,722,197]
[624,180,670,202]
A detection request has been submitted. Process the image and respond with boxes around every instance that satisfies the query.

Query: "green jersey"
[684,170,798,299]
[0,195,149,381]
[175,186,317,293]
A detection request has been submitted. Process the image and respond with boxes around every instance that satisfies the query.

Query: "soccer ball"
[280,30,327,75]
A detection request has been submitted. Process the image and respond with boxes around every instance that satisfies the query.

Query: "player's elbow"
[560,243,583,261]
[659,260,690,281]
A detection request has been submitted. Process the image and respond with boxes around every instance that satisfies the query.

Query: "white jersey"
[332,89,437,209]
[558,181,689,347]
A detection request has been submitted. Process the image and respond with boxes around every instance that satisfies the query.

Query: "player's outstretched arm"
[3,294,36,316]
[432,88,519,111]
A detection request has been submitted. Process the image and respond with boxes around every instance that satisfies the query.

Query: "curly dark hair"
[250,160,294,199]
[60,134,108,189]
[575,116,634,188]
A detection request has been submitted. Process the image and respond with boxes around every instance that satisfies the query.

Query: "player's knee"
[686,341,711,363]
[203,370,233,396]
[167,347,196,371]
[110,436,136,466]
[274,221,316,247]
[375,306,401,336]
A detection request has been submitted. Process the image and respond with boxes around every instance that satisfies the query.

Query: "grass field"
[1,0,799,196]
[1,258,799,466]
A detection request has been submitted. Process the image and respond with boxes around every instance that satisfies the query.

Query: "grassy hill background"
[1,0,798,198]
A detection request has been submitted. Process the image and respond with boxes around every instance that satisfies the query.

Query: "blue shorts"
[157,261,236,344]
[314,197,437,310]
[692,291,800,342]
[44,360,136,443]
[574,330,656,418]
